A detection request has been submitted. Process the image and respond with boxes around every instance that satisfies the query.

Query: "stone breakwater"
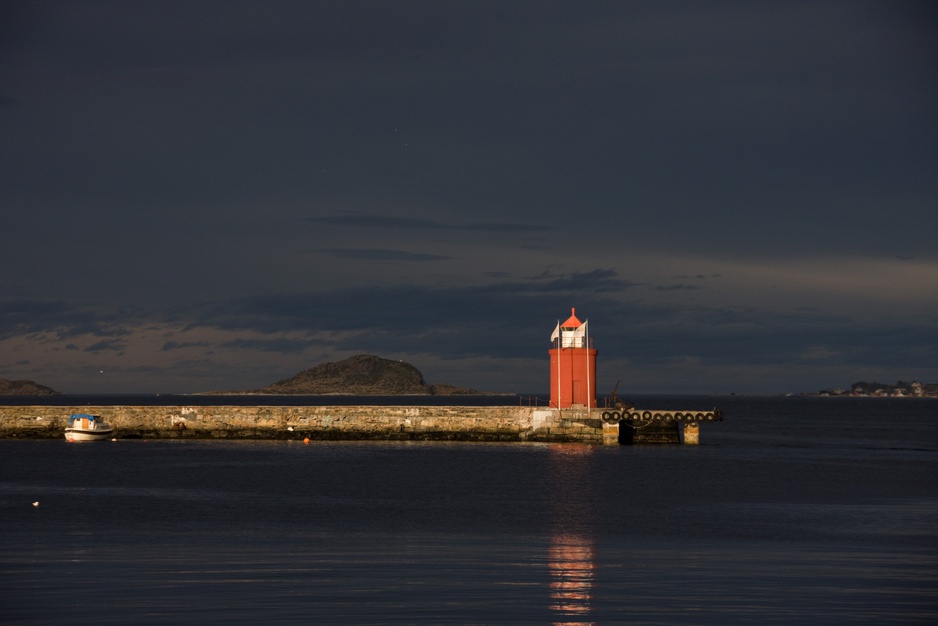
[0,405,605,443]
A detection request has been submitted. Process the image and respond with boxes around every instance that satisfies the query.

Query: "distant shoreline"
[3,392,938,408]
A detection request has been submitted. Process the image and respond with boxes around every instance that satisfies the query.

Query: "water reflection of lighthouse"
[549,522,595,623]
[548,520,595,626]
[547,445,596,624]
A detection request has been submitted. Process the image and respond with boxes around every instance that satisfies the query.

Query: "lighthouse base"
[597,407,722,444]
[615,421,690,444]
[530,408,720,444]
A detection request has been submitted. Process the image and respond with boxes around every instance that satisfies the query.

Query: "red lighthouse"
[549,308,598,409]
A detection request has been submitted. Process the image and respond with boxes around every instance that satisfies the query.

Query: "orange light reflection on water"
[547,444,597,625]
[549,534,595,622]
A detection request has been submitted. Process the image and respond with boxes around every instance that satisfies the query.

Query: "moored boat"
[65,413,114,441]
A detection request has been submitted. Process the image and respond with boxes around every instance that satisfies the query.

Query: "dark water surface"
[2,397,936,624]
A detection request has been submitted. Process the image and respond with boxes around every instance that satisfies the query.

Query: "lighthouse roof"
[561,308,582,328]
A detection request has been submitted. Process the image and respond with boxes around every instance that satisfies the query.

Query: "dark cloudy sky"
[2,0,936,395]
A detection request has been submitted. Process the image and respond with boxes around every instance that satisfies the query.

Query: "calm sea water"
[1,396,936,624]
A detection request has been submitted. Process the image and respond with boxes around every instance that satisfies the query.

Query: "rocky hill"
[255,354,480,395]
[0,378,60,395]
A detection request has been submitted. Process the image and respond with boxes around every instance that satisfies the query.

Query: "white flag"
[550,321,560,342]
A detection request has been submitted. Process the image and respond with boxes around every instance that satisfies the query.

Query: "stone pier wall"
[0,405,605,443]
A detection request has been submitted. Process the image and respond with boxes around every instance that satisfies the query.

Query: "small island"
[0,378,60,396]
[245,354,488,396]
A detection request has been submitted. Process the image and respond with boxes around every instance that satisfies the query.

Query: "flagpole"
[556,321,561,411]
[585,319,591,410]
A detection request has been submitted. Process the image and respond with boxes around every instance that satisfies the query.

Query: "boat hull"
[65,427,114,441]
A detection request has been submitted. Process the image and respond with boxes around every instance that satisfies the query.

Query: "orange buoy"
[303,437,310,444]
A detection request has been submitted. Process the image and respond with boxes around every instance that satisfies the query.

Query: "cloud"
[3,268,936,393]
[654,284,700,292]
[305,214,555,234]
[218,337,327,355]
[172,267,938,378]
[306,215,445,230]
[0,299,136,341]
[161,341,211,352]
[524,269,641,293]
[187,268,639,340]
[83,339,127,353]
[321,248,454,262]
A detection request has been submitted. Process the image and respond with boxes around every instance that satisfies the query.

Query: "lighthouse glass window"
[561,327,586,348]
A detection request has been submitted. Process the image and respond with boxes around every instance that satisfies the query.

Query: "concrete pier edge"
[1,404,718,444]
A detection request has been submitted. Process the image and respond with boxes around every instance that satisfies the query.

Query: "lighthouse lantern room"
[549,308,598,409]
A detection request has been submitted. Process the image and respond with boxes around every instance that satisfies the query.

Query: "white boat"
[65,413,114,441]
